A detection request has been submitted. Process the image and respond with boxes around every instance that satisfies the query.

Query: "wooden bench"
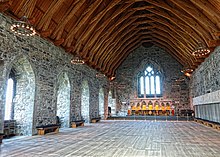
[194,118,220,131]
[36,124,59,135]
[91,117,101,123]
[71,120,85,128]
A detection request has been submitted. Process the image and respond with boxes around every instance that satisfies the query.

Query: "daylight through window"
[137,66,162,98]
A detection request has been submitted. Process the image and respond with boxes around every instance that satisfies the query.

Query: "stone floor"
[1,120,220,157]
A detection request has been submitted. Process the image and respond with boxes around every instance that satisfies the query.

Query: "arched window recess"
[137,65,162,98]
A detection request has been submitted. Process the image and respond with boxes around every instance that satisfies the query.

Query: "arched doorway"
[56,72,70,128]
[81,80,90,123]
[108,90,116,116]
[99,87,104,119]
[4,57,35,136]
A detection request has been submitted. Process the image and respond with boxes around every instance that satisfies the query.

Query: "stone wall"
[115,45,190,114]
[191,46,220,123]
[0,13,108,135]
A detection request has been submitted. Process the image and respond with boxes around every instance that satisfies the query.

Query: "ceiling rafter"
[147,5,211,44]
[75,0,130,54]
[81,3,134,57]
[63,0,104,47]
[150,31,195,63]
[152,41,186,65]
[90,16,138,64]
[169,0,218,38]
[4,0,220,77]
[51,0,85,40]
[147,16,199,46]
[190,0,220,28]
[36,0,66,31]
[107,37,145,75]
[151,34,195,66]
[73,0,122,52]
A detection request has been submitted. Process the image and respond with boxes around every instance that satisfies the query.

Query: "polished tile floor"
[1,120,220,157]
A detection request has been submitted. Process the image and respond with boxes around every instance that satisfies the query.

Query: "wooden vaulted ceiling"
[1,0,220,77]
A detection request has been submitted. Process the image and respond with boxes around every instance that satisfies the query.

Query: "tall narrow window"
[140,76,144,94]
[4,78,14,120]
[137,65,162,97]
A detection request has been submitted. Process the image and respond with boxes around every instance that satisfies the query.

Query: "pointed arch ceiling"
[1,0,220,77]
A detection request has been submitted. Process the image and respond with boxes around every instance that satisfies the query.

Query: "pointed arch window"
[4,69,16,120]
[137,65,162,98]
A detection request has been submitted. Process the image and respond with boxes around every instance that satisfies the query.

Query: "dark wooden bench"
[194,118,220,131]
[71,120,85,128]
[91,117,101,123]
[36,124,60,135]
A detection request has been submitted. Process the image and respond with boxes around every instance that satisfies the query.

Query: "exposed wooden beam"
[51,0,86,40]
[65,46,74,53]
[214,32,220,37]
[40,29,52,38]
[17,0,37,18]
[0,0,13,12]
[37,0,66,31]
[82,3,134,56]
[54,38,65,46]
[146,3,211,44]
[169,0,218,39]
[190,0,220,28]
[208,39,220,47]
[64,0,104,47]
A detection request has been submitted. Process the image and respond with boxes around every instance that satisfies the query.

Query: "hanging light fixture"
[10,16,36,36]
[71,54,85,65]
[181,68,194,77]
[109,76,116,81]
[192,42,210,58]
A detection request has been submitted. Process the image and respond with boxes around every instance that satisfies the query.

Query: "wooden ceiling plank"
[150,22,195,50]
[74,0,123,53]
[103,33,145,72]
[51,0,85,40]
[208,39,220,47]
[89,0,122,24]
[64,0,104,47]
[89,17,137,63]
[13,0,26,15]
[152,39,191,67]
[111,42,143,75]
[151,28,193,54]
[151,33,193,61]
[17,0,37,18]
[131,13,155,19]
[83,11,136,57]
[147,12,202,45]
[132,5,155,10]
[92,24,139,66]
[151,34,195,65]
[169,0,218,39]
[82,3,134,55]
[147,6,211,44]
[108,37,145,74]
[208,0,220,13]
[0,0,13,12]
[54,38,65,46]
[105,37,142,74]
[190,0,220,28]
[152,41,186,66]
[36,0,66,31]
[98,29,141,67]
[93,20,139,65]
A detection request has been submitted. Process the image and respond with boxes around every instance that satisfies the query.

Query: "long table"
[129,109,171,116]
